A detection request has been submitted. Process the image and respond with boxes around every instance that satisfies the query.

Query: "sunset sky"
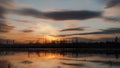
[0,0,120,43]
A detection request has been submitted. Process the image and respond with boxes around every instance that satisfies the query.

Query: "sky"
[0,0,120,43]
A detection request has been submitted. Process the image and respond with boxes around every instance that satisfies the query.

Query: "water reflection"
[21,60,33,64]
[0,51,120,68]
[61,62,85,66]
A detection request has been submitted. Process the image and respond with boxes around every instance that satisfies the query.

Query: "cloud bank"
[106,0,120,8]
[0,21,14,33]
[60,27,85,32]
[57,28,120,37]
[0,0,120,35]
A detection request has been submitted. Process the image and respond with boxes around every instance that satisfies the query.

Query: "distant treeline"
[0,41,120,48]
[0,36,120,48]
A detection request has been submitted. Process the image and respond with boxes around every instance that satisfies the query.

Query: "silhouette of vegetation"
[0,37,120,56]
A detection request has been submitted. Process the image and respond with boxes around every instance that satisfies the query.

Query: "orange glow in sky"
[45,35,58,41]
[38,35,62,43]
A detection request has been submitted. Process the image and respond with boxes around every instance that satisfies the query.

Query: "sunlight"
[45,35,58,41]
[43,53,62,59]
[47,55,56,59]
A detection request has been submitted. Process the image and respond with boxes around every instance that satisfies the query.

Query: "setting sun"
[38,35,62,43]
[45,35,58,41]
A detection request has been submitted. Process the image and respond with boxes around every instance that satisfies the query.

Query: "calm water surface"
[0,51,120,68]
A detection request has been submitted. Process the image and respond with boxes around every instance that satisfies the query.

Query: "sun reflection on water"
[0,52,120,68]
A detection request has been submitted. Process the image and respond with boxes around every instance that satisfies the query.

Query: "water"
[0,51,120,68]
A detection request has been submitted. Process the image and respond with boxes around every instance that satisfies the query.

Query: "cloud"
[13,8,101,20]
[57,28,120,37]
[0,0,119,23]
[12,19,33,23]
[0,21,14,33]
[83,28,120,35]
[0,0,14,7]
[0,0,15,33]
[14,8,44,18]
[44,11,101,20]
[21,29,34,33]
[0,0,102,21]
[103,16,120,22]
[10,0,118,22]
[102,0,120,22]
[1,0,120,22]
[0,0,20,33]
[0,6,7,19]
[35,23,58,35]
[106,0,120,8]
[60,27,85,32]
[1,0,102,21]
[0,0,16,23]
[102,7,120,22]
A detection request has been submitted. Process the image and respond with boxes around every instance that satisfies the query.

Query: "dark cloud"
[0,0,15,33]
[83,28,120,35]
[0,0,13,29]
[0,8,14,33]
[45,11,101,20]
[103,0,120,22]
[0,0,13,4]
[66,37,94,42]
[0,0,14,9]
[12,19,32,23]
[57,28,120,37]
[60,27,85,32]
[0,6,6,19]
[14,8,101,20]
[0,21,14,33]
[104,17,120,22]
[106,0,120,8]
[0,0,15,20]
[1,0,118,22]
[0,0,102,21]
[15,8,44,18]
[0,0,119,23]
[21,29,34,33]
[12,0,120,22]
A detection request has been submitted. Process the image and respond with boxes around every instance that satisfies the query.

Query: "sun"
[37,35,62,43]
[45,35,59,42]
